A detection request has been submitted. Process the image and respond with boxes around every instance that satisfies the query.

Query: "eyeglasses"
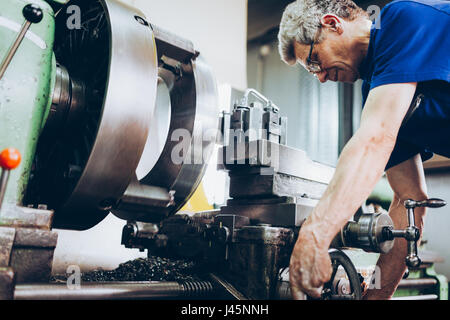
[305,27,322,74]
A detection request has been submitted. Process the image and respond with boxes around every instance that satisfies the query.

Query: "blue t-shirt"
[359,0,450,170]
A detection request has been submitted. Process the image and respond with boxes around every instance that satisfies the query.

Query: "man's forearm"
[302,83,417,247]
[289,83,417,298]
[302,128,396,248]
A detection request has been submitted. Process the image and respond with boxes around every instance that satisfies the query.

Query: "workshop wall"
[130,0,248,91]
[52,0,248,274]
[422,171,450,280]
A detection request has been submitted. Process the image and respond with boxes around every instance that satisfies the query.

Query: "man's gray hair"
[278,0,367,65]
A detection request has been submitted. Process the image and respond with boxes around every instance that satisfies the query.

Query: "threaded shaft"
[181,281,214,297]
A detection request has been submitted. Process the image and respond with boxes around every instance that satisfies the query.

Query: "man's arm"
[290,82,418,299]
[364,154,428,299]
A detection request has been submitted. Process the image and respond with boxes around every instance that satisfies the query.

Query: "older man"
[278,0,450,299]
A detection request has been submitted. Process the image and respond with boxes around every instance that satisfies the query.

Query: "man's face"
[294,18,361,83]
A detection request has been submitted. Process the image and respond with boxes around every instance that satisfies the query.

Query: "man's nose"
[316,70,328,83]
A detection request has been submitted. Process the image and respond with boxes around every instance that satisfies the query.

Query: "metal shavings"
[52,256,207,283]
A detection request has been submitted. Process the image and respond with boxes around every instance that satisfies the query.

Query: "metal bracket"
[0,227,15,267]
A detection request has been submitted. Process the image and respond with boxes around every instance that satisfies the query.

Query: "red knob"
[0,148,21,170]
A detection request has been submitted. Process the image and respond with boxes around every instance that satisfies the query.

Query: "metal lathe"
[0,0,447,300]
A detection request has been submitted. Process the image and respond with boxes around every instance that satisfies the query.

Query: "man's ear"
[320,14,344,34]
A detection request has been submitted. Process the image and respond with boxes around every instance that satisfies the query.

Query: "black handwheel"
[321,249,362,300]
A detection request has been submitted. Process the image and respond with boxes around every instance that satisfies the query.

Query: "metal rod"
[0,170,10,210]
[208,273,247,300]
[391,294,438,301]
[397,278,438,289]
[328,294,356,300]
[242,89,279,112]
[0,21,31,80]
[407,208,416,228]
[15,281,214,300]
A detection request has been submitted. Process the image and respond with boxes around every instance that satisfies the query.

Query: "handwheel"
[321,249,362,300]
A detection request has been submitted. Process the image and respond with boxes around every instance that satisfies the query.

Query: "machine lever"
[0,4,43,80]
[0,148,21,211]
[382,198,446,268]
[404,198,447,209]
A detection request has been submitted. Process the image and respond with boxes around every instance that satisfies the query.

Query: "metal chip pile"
[52,256,206,283]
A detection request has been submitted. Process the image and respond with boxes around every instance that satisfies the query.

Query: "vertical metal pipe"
[0,170,10,210]
[407,208,416,227]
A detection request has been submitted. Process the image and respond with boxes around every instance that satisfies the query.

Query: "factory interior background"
[2,0,447,300]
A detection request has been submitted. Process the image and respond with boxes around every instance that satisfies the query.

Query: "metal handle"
[0,148,22,210]
[0,4,43,80]
[404,198,447,209]
[241,89,280,113]
[382,198,446,268]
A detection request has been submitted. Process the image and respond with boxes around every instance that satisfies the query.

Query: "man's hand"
[289,223,332,299]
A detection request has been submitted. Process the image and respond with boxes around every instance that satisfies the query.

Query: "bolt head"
[23,4,43,24]
[404,199,416,208]
[406,255,421,268]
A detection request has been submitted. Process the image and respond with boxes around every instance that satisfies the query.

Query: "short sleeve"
[370,1,450,90]
[385,139,434,170]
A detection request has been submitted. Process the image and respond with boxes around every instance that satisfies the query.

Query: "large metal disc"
[113,56,219,223]
[169,57,219,212]
[28,0,158,230]
[135,76,172,181]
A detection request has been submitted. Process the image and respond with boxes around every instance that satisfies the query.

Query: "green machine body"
[0,0,58,209]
